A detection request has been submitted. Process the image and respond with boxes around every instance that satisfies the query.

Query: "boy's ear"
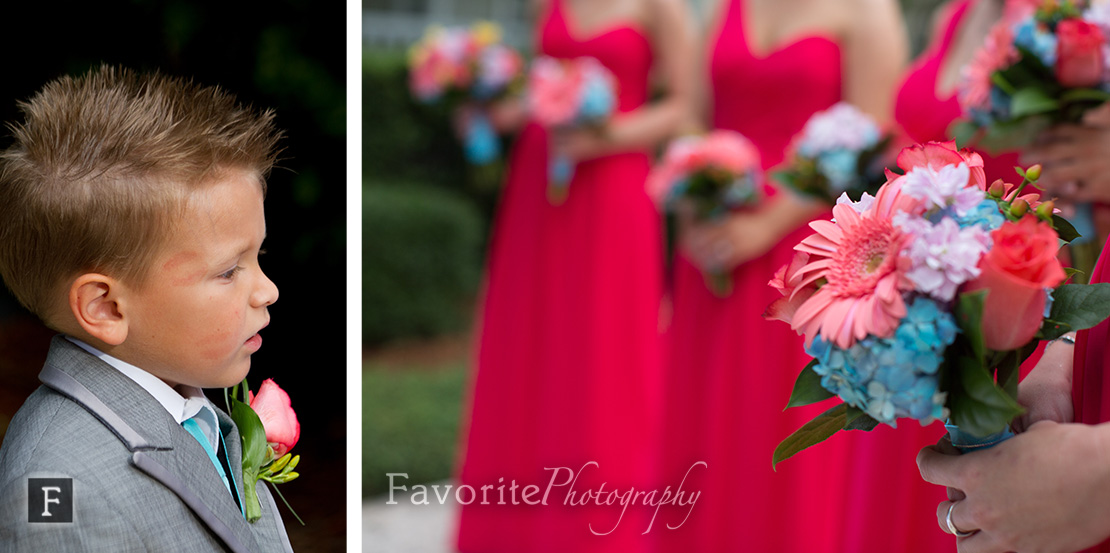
[69,273,129,346]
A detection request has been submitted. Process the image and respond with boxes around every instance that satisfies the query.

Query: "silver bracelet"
[1056,334,1077,345]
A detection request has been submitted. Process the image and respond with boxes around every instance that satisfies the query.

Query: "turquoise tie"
[182,417,244,517]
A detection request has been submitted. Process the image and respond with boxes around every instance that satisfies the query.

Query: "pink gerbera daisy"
[785,179,922,348]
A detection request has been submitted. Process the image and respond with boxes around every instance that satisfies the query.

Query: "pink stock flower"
[781,178,923,348]
[960,22,1020,110]
[527,57,586,126]
[249,379,301,457]
[964,216,1066,351]
[1057,18,1106,88]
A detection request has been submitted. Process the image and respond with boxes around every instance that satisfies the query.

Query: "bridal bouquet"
[765,141,1110,465]
[527,56,618,205]
[408,22,524,164]
[649,130,762,296]
[775,102,893,204]
[954,0,1110,151]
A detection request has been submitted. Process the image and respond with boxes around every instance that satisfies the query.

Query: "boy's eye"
[219,266,243,279]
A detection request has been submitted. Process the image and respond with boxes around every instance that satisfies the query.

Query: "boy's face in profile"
[121,168,278,390]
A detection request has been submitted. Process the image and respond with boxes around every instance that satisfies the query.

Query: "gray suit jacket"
[0,336,295,552]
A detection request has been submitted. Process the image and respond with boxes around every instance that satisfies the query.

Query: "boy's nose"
[251,270,279,307]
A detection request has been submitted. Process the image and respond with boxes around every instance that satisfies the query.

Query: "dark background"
[0,2,347,551]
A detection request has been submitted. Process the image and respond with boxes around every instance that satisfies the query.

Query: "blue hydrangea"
[956,199,1007,230]
[722,173,759,207]
[463,112,500,165]
[1013,19,1058,67]
[549,155,574,186]
[816,149,861,192]
[804,297,957,426]
[577,77,615,122]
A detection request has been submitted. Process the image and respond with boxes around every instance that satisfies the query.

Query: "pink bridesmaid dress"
[455,1,664,552]
[1073,242,1110,553]
[660,0,860,551]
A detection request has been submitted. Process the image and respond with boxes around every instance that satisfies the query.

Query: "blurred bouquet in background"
[408,22,524,165]
[649,130,762,296]
[955,0,1110,279]
[765,140,1110,465]
[527,56,617,204]
[955,0,1110,150]
[776,102,893,204]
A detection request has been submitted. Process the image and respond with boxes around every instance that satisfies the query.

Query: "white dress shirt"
[65,336,222,450]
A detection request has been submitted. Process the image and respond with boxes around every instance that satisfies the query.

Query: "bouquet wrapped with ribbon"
[527,55,618,205]
[765,140,1110,466]
[775,102,893,204]
[649,130,762,296]
[408,22,524,165]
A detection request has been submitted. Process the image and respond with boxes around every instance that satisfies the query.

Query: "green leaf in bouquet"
[954,290,988,364]
[948,356,1025,437]
[773,403,850,469]
[1064,267,1085,281]
[978,115,1053,153]
[785,359,835,409]
[1004,46,1061,89]
[949,120,980,149]
[1010,87,1061,118]
[844,405,880,431]
[1060,87,1110,104]
[1053,214,1081,244]
[1041,283,1110,340]
[992,341,1039,400]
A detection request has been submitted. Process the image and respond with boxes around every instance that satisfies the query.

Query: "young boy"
[0,65,293,552]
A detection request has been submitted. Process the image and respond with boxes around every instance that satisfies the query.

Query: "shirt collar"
[65,336,220,446]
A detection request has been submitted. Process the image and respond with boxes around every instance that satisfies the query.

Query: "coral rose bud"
[250,379,301,457]
[1036,200,1055,220]
[1011,199,1030,217]
[988,179,1007,198]
[1056,19,1106,88]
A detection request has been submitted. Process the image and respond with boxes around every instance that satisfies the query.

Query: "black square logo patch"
[28,478,73,523]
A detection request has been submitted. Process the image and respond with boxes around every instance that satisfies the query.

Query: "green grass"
[362,362,467,497]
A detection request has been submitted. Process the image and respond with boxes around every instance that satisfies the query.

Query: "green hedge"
[363,362,466,497]
[363,182,484,345]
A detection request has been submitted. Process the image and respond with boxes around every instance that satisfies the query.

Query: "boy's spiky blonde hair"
[0,65,283,325]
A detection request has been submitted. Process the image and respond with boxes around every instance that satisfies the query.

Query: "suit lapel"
[38,336,263,553]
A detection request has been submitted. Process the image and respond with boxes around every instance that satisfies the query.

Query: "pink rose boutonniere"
[228,379,303,524]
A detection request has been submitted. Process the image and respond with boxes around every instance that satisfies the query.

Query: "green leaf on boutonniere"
[784,359,834,409]
[229,381,268,523]
[948,356,1024,437]
[955,290,987,365]
[1010,87,1060,118]
[1041,283,1110,340]
[1052,215,1081,244]
[773,403,849,469]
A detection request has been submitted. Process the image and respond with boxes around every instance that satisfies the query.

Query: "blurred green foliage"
[363,183,484,345]
[363,362,466,497]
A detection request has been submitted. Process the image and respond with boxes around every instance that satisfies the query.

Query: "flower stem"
[267,481,305,526]
[243,475,263,523]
